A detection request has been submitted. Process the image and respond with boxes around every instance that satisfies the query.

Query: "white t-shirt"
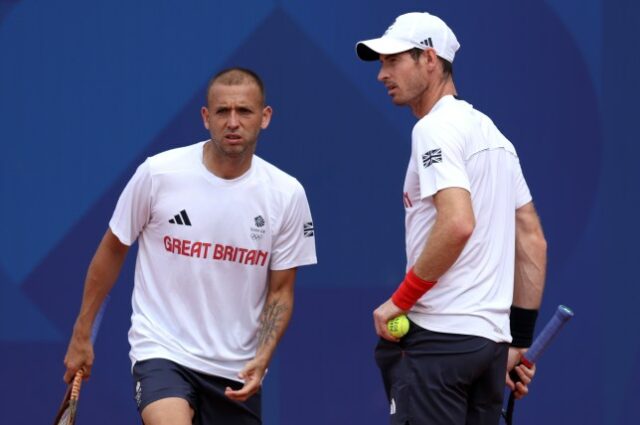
[109,141,317,381]
[403,95,531,343]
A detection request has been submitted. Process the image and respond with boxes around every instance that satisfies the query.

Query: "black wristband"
[510,306,538,348]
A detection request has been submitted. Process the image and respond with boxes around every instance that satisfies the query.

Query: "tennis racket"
[501,304,574,424]
[53,297,109,425]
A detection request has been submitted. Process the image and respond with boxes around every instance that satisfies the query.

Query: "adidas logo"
[135,381,142,407]
[390,397,396,415]
[169,209,192,226]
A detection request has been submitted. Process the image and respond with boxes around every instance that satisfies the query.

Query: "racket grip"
[509,305,574,383]
[521,305,573,367]
[70,369,84,401]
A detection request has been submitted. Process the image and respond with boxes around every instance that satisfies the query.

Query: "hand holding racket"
[54,297,109,425]
[502,304,574,424]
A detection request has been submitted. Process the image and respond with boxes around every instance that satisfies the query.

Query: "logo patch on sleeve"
[303,222,315,237]
[422,148,442,168]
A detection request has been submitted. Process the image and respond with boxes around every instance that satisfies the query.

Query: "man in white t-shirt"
[356,13,547,424]
[62,68,317,425]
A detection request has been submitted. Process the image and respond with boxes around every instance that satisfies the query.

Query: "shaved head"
[206,67,266,106]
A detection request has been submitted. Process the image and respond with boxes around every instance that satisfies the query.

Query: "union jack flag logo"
[303,222,315,237]
[422,148,442,168]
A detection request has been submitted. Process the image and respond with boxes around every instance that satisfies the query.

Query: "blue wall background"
[1,0,638,423]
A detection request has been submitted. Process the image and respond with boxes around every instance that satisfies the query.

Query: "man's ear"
[261,106,273,130]
[201,106,210,130]
[423,48,439,69]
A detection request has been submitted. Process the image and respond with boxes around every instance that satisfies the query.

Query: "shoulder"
[414,97,466,134]
[145,141,205,175]
[252,155,306,195]
[412,98,471,149]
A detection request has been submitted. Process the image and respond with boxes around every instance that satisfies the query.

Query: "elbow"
[459,219,475,242]
[448,215,475,244]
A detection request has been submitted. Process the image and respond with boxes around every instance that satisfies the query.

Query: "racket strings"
[57,408,71,425]
[55,370,83,425]
[56,401,77,425]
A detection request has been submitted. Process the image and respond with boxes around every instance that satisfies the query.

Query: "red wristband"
[391,268,437,311]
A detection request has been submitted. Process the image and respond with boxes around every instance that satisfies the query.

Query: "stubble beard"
[210,137,256,161]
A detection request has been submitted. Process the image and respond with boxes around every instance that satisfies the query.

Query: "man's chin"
[222,147,246,157]
[210,139,257,158]
[222,144,256,158]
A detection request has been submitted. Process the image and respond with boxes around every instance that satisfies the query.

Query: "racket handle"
[504,305,574,424]
[70,369,84,401]
[520,305,573,367]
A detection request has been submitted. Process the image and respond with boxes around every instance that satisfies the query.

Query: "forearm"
[254,270,295,366]
[513,204,547,309]
[392,188,474,310]
[509,203,546,348]
[73,229,128,336]
[392,217,471,310]
[64,229,128,380]
[413,215,473,281]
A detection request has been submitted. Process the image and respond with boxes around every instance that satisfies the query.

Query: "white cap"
[356,12,460,63]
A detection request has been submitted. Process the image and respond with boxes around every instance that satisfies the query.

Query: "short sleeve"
[108,160,153,246]
[270,184,318,270]
[412,120,470,199]
[514,158,532,209]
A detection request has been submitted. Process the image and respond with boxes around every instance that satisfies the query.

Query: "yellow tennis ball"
[387,315,409,338]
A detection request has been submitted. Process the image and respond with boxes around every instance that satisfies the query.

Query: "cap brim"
[355,37,417,61]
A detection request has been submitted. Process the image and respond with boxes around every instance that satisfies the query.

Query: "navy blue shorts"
[132,358,261,425]
[375,320,508,425]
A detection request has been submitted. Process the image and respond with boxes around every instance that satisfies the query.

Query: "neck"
[202,140,253,179]
[411,76,457,119]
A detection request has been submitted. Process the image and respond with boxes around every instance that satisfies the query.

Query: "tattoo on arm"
[257,301,288,350]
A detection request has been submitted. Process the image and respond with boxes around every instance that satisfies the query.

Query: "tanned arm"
[374,187,475,340]
[225,268,296,401]
[63,228,129,383]
[507,201,547,398]
[412,187,475,280]
[513,202,547,309]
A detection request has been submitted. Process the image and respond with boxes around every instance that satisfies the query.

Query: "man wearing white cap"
[356,12,547,424]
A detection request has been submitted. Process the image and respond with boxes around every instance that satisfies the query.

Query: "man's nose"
[228,111,240,128]
[377,65,388,82]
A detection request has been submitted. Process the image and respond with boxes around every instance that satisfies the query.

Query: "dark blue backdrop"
[1,1,638,424]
